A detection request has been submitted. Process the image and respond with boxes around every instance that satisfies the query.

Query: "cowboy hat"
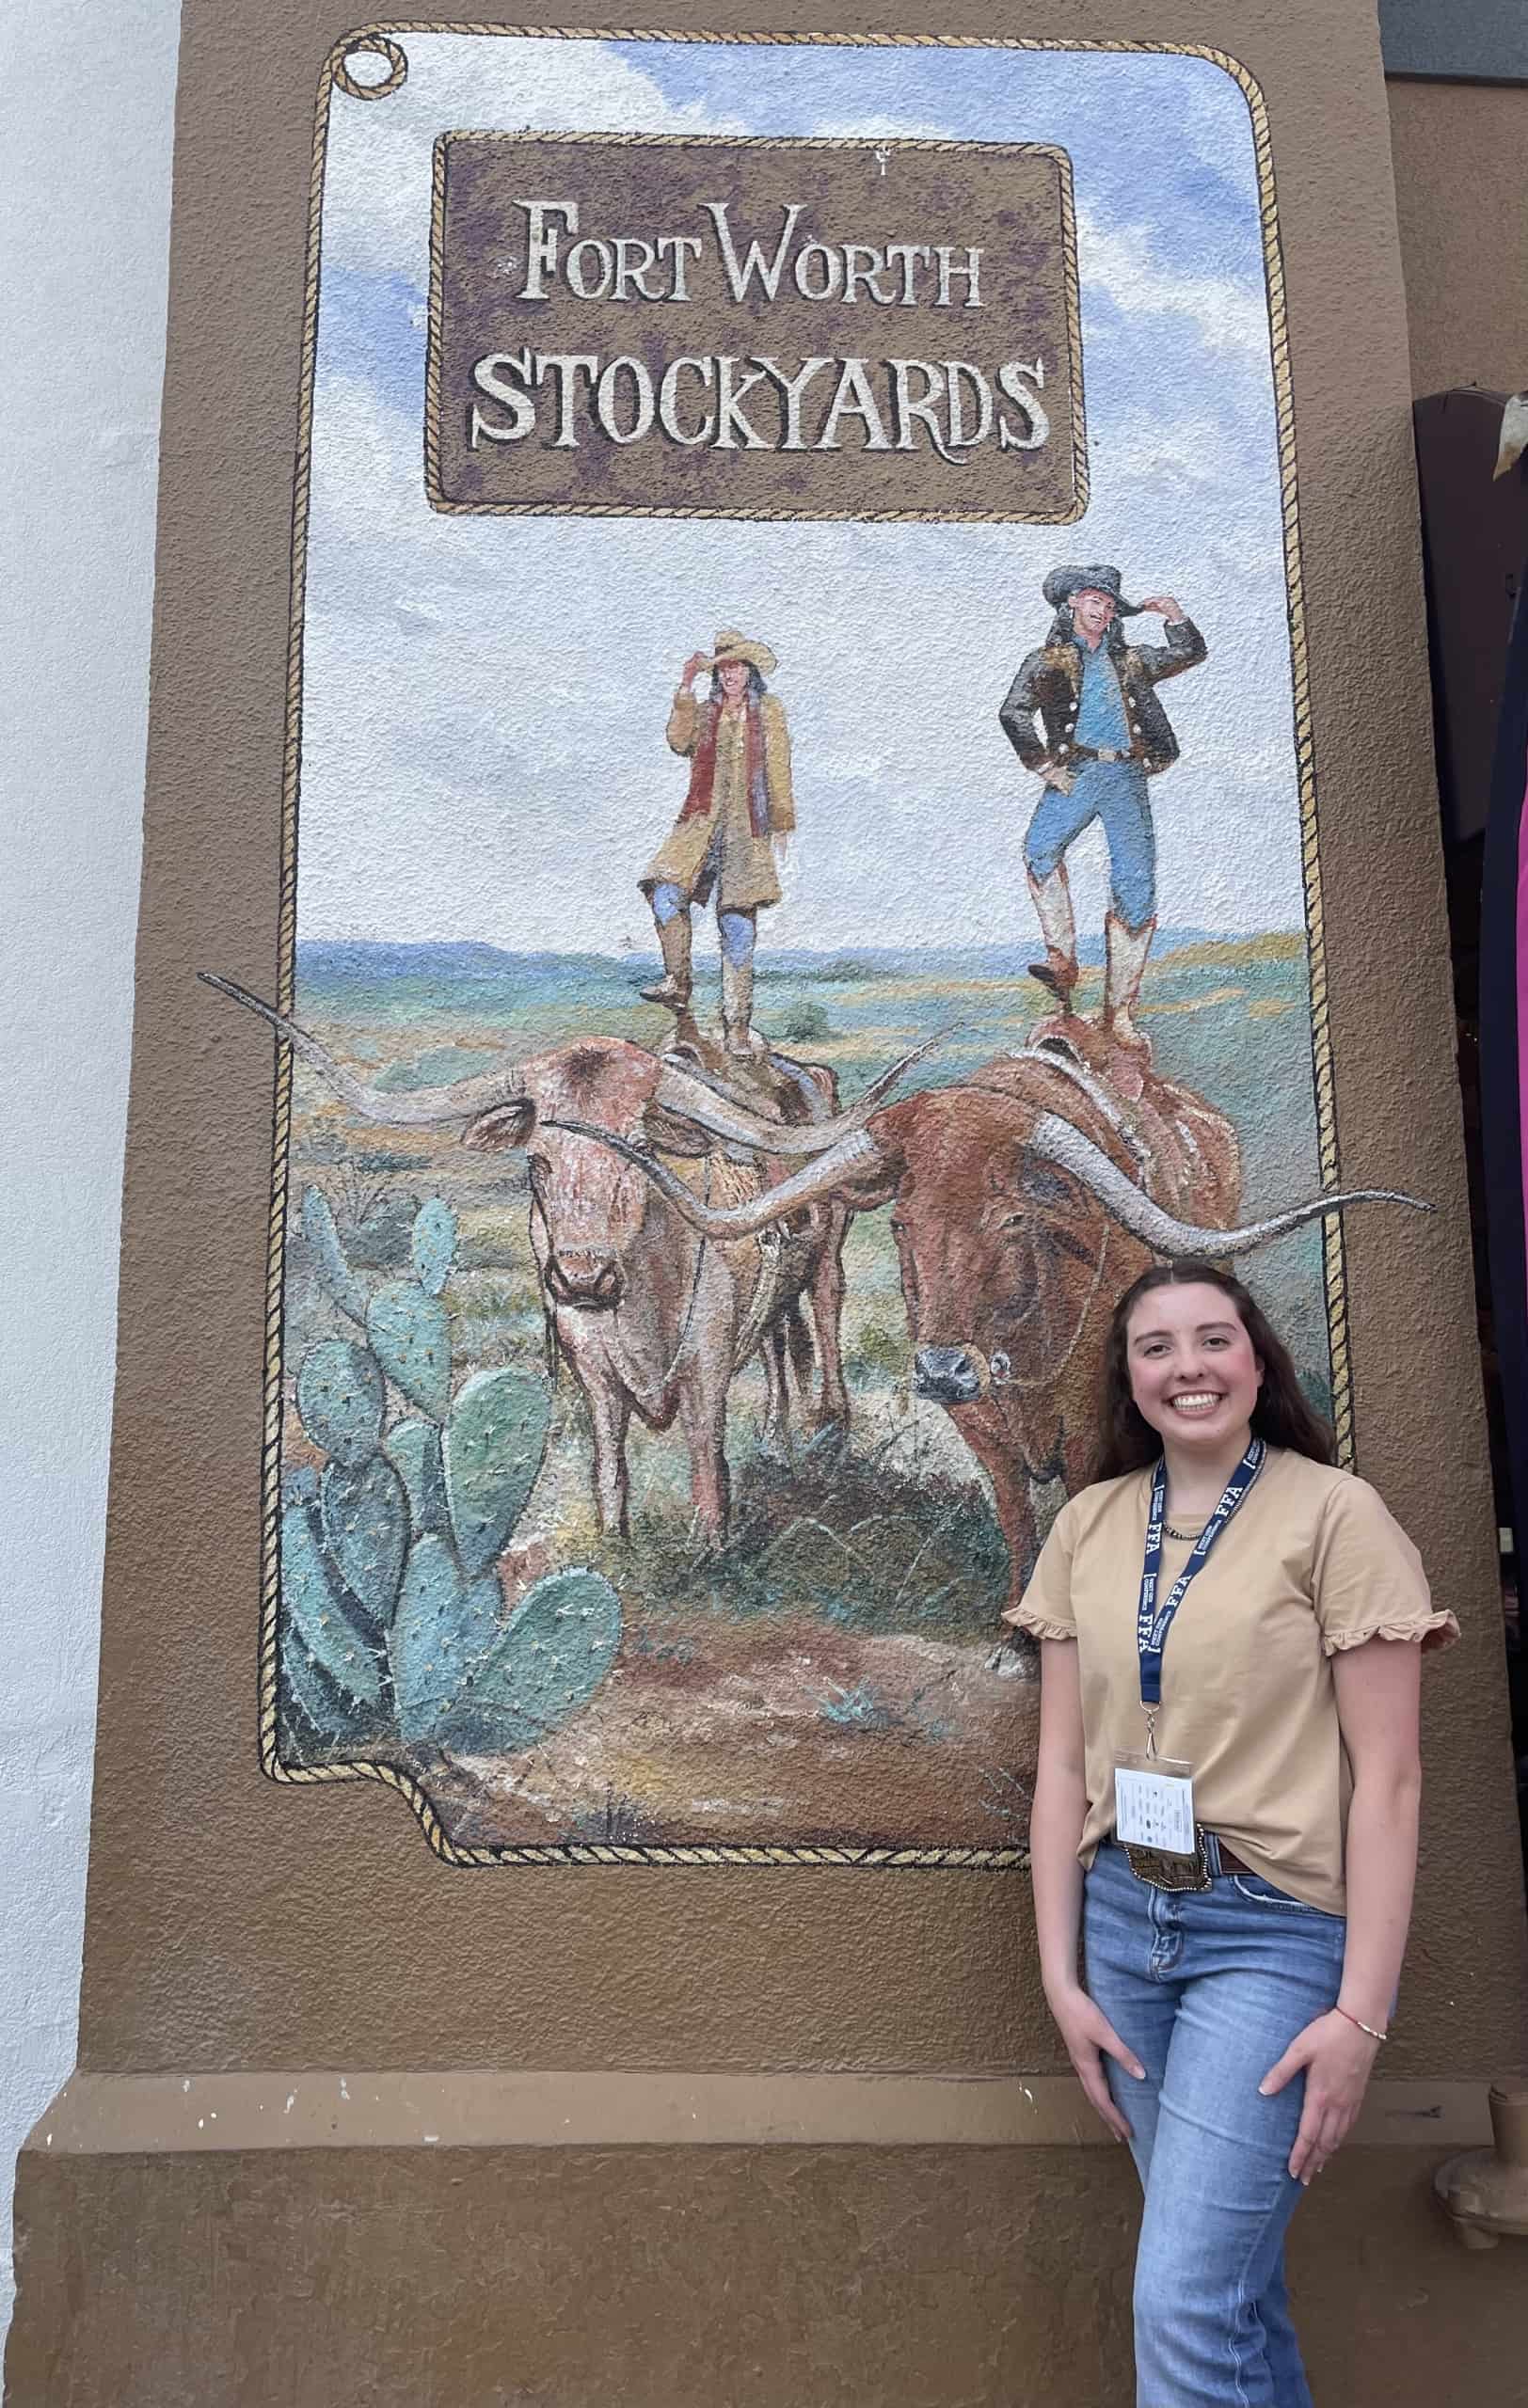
[707,628,778,677]
[1041,564,1142,615]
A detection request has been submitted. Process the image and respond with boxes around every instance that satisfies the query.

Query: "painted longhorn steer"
[564,1025,1427,1615]
[206,977,922,1541]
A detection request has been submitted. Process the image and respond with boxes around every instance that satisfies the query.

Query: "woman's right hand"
[1045,1981,1145,2142]
[680,651,709,686]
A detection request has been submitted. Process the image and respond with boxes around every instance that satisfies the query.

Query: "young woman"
[1011,1260,1456,2408]
[639,629,794,1055]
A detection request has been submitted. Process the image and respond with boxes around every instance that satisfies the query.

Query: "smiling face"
[1070,587,1118,642]
[1124,1280,1263,1458]
[717,657,752,703]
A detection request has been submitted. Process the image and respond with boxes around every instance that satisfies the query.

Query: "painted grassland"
[276,936,1325,1853]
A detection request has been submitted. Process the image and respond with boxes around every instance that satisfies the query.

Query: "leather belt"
[1112,1831,1254,1890]
[1069,742,1135,765]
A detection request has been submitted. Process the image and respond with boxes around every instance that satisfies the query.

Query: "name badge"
[1114,1751,1197,1857]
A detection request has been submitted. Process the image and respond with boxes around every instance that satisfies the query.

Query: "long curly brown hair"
[1090,1259,1335,1481]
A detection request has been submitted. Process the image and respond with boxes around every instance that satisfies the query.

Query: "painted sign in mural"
[215,29,1421,1864]
[426,131,1083,518]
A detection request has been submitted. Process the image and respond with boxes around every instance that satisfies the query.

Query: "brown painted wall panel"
[1388,79,1528,398]
[68,0,1527,2091]
[12,7,1528,2400]
[9,2142,1527,2408]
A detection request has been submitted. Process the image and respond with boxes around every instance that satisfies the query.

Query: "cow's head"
[867,1087,1120,1412]
[462,1041,663,1312]
[541,1060,1427,1406]
[202,981,1426,1360]
[199,979,931,1317]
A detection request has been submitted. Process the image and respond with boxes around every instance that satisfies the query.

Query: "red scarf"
[678,697,771,838]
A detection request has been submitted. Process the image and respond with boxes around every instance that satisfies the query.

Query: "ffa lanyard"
[1137,1437,1265,1753]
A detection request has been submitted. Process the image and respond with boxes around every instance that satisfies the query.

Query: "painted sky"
[299,35,1303,953]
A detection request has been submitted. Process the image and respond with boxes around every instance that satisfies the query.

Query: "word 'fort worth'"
[465,199,1054,461]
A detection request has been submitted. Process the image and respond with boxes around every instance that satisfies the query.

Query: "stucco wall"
[1387,78,1528,399]
[0,0,178,2367]
[7,9,1528,2403]
[68,0,1524,2084]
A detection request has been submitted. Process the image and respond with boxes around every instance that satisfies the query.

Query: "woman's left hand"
[1259,2010,1381,2183]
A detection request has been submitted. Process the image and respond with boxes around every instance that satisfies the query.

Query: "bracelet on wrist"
[1335,2004,1389,2044]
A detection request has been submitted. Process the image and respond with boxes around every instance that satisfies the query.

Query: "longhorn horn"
[541,1119,886,1237]
[1029,1113,1431,1255]
[204,973,949,1154]
[650,1024,956,1158]
[199,974,527,1128]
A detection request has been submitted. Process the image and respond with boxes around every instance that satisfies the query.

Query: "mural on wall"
[214,28,1425,1864]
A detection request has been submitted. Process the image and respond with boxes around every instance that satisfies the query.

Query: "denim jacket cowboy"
[998,613,1208,779]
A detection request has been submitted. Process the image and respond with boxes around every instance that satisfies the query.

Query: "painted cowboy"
[639,629,795,1057]
[998,565,1207,1052]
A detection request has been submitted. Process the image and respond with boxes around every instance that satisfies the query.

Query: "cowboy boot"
[640,911,692,1010]
[1027,867,1079,1006]
[721,955,756,1056]
[1101,911,1155,1054]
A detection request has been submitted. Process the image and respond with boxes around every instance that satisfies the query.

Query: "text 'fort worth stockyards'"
[426,134,1085,520]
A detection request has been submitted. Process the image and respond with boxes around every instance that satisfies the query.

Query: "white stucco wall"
[0,0,180,2368]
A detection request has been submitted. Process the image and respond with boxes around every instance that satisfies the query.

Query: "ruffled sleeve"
[1002,1498,1078,1642]
[1311,1475,1459,1657]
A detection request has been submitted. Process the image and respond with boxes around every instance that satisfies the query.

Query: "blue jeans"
[649,844,756,967]
[1025,757,1156,930]
[1084,1839,1346,2407]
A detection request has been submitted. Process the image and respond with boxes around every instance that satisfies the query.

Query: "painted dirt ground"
[277,936,1325,1851]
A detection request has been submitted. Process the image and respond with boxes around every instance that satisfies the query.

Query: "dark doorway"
[1415,387,1528,1878]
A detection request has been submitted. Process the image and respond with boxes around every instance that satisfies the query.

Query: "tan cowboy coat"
[641,690,795,912]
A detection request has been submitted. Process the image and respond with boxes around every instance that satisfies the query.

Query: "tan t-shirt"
[1006,1448,1458,1913]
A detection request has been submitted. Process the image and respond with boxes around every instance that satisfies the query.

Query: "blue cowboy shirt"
[1072,637,1133,752]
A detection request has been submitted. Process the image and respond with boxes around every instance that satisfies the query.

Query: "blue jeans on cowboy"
[1084,1839,1345,2408]
[649,882,756,966]
[1025,758,1156,933]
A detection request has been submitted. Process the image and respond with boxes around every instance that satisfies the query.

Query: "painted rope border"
[259,23,1347,1867]
[422,128,1088,525]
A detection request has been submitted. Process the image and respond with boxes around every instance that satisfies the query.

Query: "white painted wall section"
[0,0,181,2372]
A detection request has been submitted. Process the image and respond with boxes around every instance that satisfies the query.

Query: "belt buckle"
[1096,745,1122,764]
[1123,1833,1212,1893]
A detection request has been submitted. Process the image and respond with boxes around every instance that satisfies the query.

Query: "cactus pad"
[367,1279,452,1420]
[294,1339,386,1468]
[410,1198,458,1299]
[385,1417,450,1538]
[300,1184,369,1325]
[279,1498,389,1708]
[280,1624,390,1758]
[320,1454,410,1629]
[443,1366,552,1578]
[388,1533,504,1745]
[436,1567,622,1756]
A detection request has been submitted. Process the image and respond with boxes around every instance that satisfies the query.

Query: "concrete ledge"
[8,2134,1526,2408]
[24,2069,1494,2154]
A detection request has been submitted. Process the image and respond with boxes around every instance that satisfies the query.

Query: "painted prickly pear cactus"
[443,1366,551,1578]
[436,1568,624,1757]
[279,1188,621,1768]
